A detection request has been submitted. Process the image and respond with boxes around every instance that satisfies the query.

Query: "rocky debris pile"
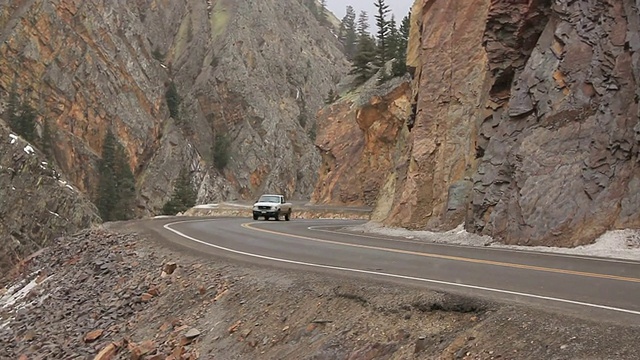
[0,120,101,275]
[0,228,228,359]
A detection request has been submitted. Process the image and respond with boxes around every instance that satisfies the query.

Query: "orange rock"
[172,345,184,358]
[148,287,160,296]
[213,289,228,301]
[163,262,177,275]
[84,329,104,343]
[129,340,156,360]
[94,343,117,360]
[140,293,154,302]
[228,320,241,334]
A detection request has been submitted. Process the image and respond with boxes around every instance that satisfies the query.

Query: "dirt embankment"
[1,223,638,360]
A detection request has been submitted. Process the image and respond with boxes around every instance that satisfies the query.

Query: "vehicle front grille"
[258,206,271,210]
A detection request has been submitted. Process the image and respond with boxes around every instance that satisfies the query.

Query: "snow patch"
[23,145,35,155]
[496,229,640,260]
[0,271,52,310]
[349,222,640,261]
[9,133,17,144]
[47,210,60,217]
[194,204,219,209]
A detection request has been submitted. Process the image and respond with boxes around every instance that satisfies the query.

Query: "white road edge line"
[307,225,640,265]
[164,220,640,317]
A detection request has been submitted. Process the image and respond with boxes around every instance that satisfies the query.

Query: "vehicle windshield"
[258,195,281,203]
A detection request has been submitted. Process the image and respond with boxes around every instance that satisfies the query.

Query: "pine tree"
[392,10,411,76]
[166,81,181,120]
[41,118,55,159]
[6,86,19,131]
[213,133,231,170]
[356,11,370,38]
[339,6,357,59]
[162,166,197,215]
[96,129,136,221]
[350,35,377,86]
[319,0,328,24]
[96,130,118,220]
[374,0,391,69]
[18,101,37,143]
[325,89,338,104]
[112,145,136,220]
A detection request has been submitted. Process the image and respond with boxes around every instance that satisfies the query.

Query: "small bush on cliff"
[6,88,37,143]
[212,133,231,170]
[40,118,55,159]
[163,166,197,215]
[325,89,339,104]
[96,129,136,221]
[165,81,181,120]
[151,47,164,61]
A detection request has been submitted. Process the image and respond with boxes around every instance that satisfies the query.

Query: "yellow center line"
[242,223,640,284]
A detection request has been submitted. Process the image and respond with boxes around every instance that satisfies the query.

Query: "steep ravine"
[312,0,640,247]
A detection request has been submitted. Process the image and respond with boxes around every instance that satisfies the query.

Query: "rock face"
[0,119,100,274]
[313,0,640,246]
[0,0,348,216]
[467,0,640,246]
[311,77,411,207]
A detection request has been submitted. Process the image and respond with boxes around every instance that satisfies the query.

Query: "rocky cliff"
[311,76,411,208]
[0,0,348,216]
[0,119,99,273]
[313,0,640,247]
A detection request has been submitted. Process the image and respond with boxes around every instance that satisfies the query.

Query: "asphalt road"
[152,217,640,325]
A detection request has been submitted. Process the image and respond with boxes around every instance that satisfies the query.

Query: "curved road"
[150,217,640,325]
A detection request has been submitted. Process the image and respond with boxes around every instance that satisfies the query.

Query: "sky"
[325,0,413,29]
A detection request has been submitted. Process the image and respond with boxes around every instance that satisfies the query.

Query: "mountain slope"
[0,0,349,217]
[0,118,100,274]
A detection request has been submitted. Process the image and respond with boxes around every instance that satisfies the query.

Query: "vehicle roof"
[260,194,283,197]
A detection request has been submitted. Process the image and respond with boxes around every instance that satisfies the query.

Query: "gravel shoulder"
[0,220,638,360]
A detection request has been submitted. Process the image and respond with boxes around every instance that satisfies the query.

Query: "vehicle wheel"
[253,214,258,220]
[274,211,281,221]
[285,211,291,221]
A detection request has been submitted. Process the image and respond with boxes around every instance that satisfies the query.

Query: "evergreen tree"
[319,0,328,24]
[325,89,338,104]
[340,6,357,59]
[6,87,36,142]
[356,11,370,37]
[306,0,318,18]
[374,0,391,68]
[165,81,181,120]
[96,130,118,220]
[41,118,55,159]
[388,15,399,57]
[162,166,197,215]
[18,101,37,143]
[392,11,411,76]
[213,133,231,170]
[350,34,377,86]
[96,129,136,221]
[6,86,19,131]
